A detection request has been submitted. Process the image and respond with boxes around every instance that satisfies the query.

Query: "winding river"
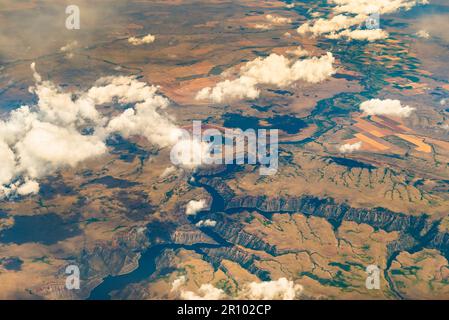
[87,170,230,300]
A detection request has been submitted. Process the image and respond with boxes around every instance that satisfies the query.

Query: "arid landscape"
[0,0,448,300]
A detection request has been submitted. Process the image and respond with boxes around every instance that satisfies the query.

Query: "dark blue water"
[83,176,139,189]
[0,213,81,245]
[88,242,222,300]
[329,157,376,170]
[0,257,23,271]
[223,113,307,134]
[87,169,234,300]
[267,89,293,96]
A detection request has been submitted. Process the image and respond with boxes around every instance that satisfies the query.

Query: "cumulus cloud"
[180,284,226,300]
[0,87,107,197]
[298,0,429,41]
[173,277,302,300]
[331,0,429,15]
[60,40,78,59]
[160,166,177,178]
[196,76,259,104]
[328,28,389,41]
[17,180,40,196]
[185,199,208,216]
[242,54,302,87]
[106,103,180,148]
[360,99,415,117]
[244,53,335,85]
[17,121,107,178]
[339,141,363,153]
[195,219,217,228]
[265,14,292,25]
[88,76,166,107]
[289,52,336,83]
[196,52,335,103]
[170,135,212,169]
[253,15,292,30]
[254,23,272,30]
[60,40,78,53]
[0,141,16,186]
[31,62,42,83]
[415,30,430,39]
[286,46,309,57]
[171,276,225,300]
[240,278,303,300]
[171,276,187,292]
[0,63,192,198]
[416,13,449,43]
[128,34,156,46]
[298,14,366,37]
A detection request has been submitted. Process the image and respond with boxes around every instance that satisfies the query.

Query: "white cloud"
[328,28,389,41]
[17,180,39,196]
[196,219,217,228]
[171,276,187,292]
[254,15,292,30]
[196,52,335,103]
[0,105,107,198]
[106,104,180,148]
[173,278,302,300]
[16,122,107,178]
[173,280,225,300]
[290,52,336,83]
[254,23,272,30]
[339,141,363,153]
[196,76,259,103]
[180,284,226,300]
[31,62,42,83]
[331,0,429,15]
[160,166,177,178]
[242,54,301,87]
[170,136,212,169]
[286,46,309,57]
[298,0,429,41]
[266,14,292,25]
[360,99,415,117]
[88,76,165,106]
[30,73,101,126]
[128,34,155,46]
[60,40,78,53]
[0,141,16,185]
[0,63,193,198]
[298,14,366,37]
[60,40,78,59]
[415,30,430,39]
[240,278,303,300]
[185,199,207,216]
